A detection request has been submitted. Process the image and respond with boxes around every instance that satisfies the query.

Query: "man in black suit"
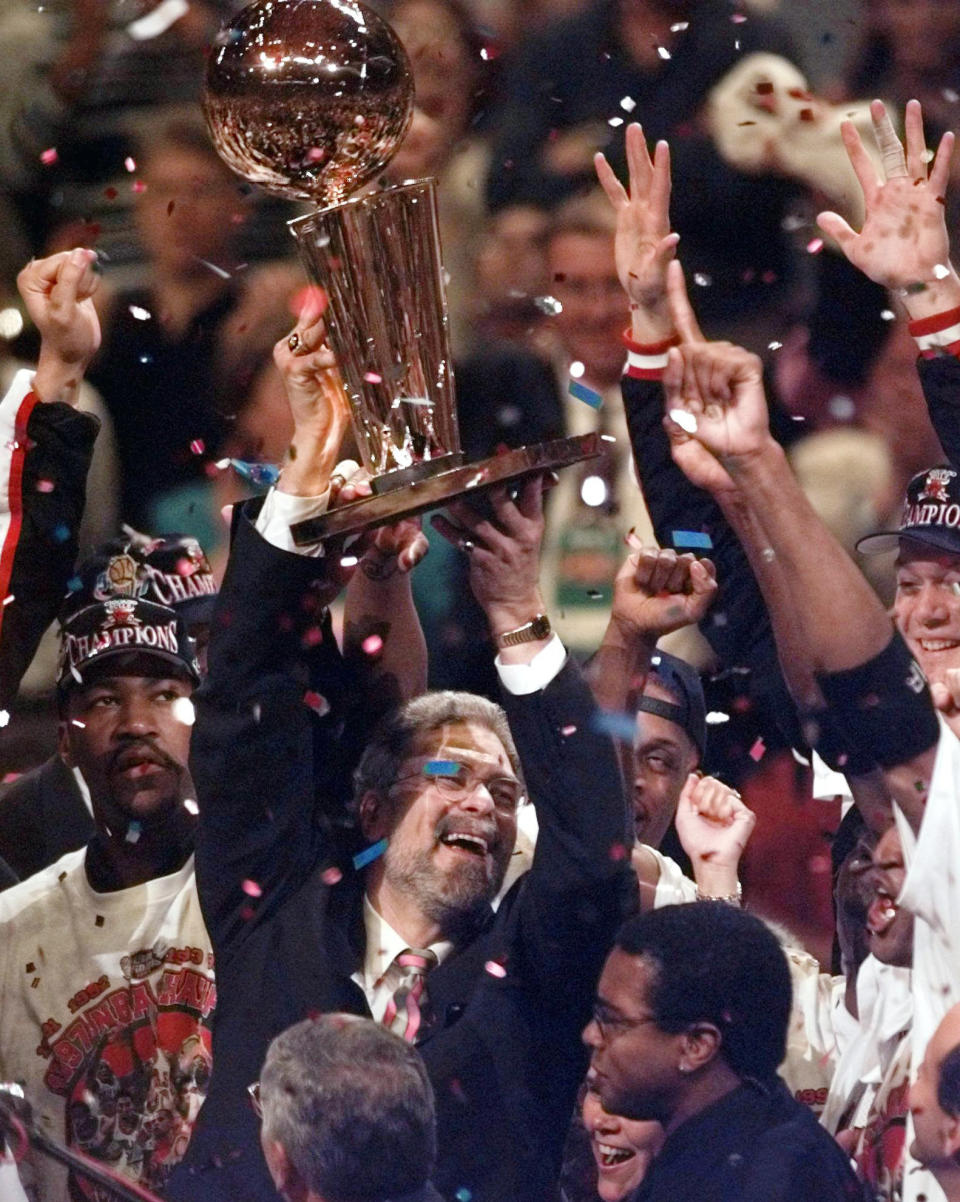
[168,309,635,1202]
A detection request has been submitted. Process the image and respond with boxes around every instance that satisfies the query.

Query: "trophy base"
[290,433,602,545]
[370,452,464,494]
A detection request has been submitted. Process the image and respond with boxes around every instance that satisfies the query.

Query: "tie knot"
[396,948,437,975]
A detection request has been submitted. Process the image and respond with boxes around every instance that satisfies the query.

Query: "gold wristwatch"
[496,613,552,648]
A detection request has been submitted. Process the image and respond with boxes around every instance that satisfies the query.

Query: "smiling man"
[858,467,960,701]
[0,596,215,1201]
[583,904,864,1201]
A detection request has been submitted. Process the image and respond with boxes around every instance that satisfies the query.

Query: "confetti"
[569,379,603,409]
[608,841,628,861]
[184,799,199,815]
[749,737,766,762]
[731,11,747,21]
[791,748,811,766]
[125,821,142,844]
[561,724,578,736]
[580,475,608,507]
[0,308,24,339]
[767,340,783,351]
[363,371,382,384]
[608,116,624,127]
[620,96,636,112]
[656,45,671,59]
[806,237,824,255]
[706,711,731,725]
[194,257,232,279]
[0,711,9,729]
[880,309,895,322]
[670,20,688,30]
[40,147,58,165]
[534,295,563,316]
[242,879,263,898]
[127,0,189,40]
[353,837,389,870]
[340,555,359,569]
[129,304,151,321]
[934,263,951,280]
[95,915,105,927]
[172,697,196,726]
[36,478,54,493]
[484,960,507,978]
[827,395,855,420]
[190,439,206,455]
[227,458,281,487]
[124,156,137,172]
[361,634,383,656]
[303,691,331,718]
[53,523,70,543]
[424,760,461,777]
[592,710,637,743]
[321,866,343,885]
[668,408,698,434]
[672,529,712,550]
[693,272,712,287]
[569,359,585,378]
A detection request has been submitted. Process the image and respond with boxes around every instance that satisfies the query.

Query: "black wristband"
[815,634,939,770]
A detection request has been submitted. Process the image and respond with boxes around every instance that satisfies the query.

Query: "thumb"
[816,210,857,249]
[930,680,955,713]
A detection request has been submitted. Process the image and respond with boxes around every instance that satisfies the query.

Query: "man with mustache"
[168,308,635,1202]
[0,597,216,1201]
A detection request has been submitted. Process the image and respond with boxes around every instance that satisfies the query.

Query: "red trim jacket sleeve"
[0,370,99,709]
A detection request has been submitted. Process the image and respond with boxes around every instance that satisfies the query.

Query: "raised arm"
[818,100,960,467]
[661,283,939,830]
[0,250,101,710]
[597,126,803,746]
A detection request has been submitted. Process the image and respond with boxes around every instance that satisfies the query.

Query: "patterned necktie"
[382,948,438,1042]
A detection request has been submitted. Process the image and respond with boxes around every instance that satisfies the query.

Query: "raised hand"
[611,542,717,639]
[431,476,547,646]
[674,773,756,891]
[274,293,351,496]
[661,261,771,473]
[817,99,956,296]
[18,248,101,404]
[595,123,679,341]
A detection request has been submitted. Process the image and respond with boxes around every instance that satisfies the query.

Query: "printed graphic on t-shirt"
[36,940,216,1201]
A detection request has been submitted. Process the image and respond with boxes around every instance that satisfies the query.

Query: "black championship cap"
[857,465,960,556]
[635,649,707,758]
[68,532,218,625]
[57,599,201,690]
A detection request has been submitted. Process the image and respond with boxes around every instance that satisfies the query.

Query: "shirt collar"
[360,895,454,994]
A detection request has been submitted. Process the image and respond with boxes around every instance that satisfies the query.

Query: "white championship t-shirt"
[0,850,215,1202]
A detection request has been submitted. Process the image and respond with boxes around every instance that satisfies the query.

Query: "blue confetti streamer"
[671,529,713,550]
[568,379,603,409]
[424,759,461,777]
[352,837,389,870]
[230,459,281,487]
[591,710,637,743]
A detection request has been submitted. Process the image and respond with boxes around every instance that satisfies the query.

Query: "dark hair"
[260,1015,436,1202]
[939,1041,960,1119]
[352,690,523,816]
[615,903,791,1080]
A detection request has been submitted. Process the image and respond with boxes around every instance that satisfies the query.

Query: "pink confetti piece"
[608,841,628,861]
[362,634,384,656]
[321,866,343,885]
[303,690,331,717]
[124,156,136,172]
[36,479,54,493]
[363,371,382,384]
[40,147,58,165]
[189,439,205,455]
[561,724,577,736]
[749,736,766,762]
[131,180,147,193]
[731,11,747,21]
[242,879,262,898]
[484,960,507,978]
[806,237,824,255]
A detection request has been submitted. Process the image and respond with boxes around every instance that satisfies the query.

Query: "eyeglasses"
[590,1002,658,1040]
[392,763,525,812]
[247,1081,262,1120]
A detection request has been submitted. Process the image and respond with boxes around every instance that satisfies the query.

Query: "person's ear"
[359,790,389,840]
[677,1022,722,1074]
[57,720,75,768]
[261,1136,307,1201]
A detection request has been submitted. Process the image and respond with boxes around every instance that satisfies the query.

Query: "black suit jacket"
[0,754,94,885]
[168,512,635,1202]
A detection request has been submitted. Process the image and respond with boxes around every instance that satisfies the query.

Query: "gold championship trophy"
[203,0,599,543]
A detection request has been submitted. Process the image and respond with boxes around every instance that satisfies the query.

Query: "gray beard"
[384,842,510,936]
